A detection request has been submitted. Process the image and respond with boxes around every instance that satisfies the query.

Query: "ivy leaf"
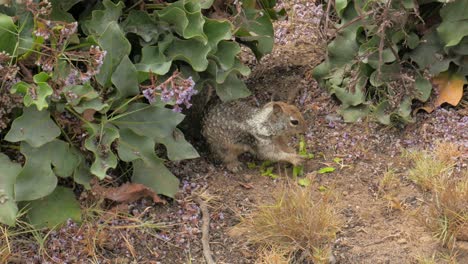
[211,40,241,70]
[117,129,179,197]
[157,1,208,44]
[121,10,159,43]
[214,73,251,101]
[0,14,17,54]
[11,79,53,111]
[206,58,251,84]
[63,84,99,105]
[235,8,274,59]
[132,159,180,198]
[81,0,124,36]
[15,140,80,202]
[111,103,184,139]
[338,104,370,123]
[154,128,199,161]
[0,154,22,226]
[437,0,468,47]
[414,76,432,102]
[372,101,391,125]
[84,124,119,179]
[73,161,94,190]
[62,84,108,113]
[26,186,81,228]
[111,56,140,100]
[5,107,60,148]
[135,45,172,75]
[335,0,348,17]
[166,38,211,71]
[200,0,215,9]
[72,98,109,114]
[96,22,131,87]
[17,12,34,56]
[204,19,233,50]
[409,30,444,69]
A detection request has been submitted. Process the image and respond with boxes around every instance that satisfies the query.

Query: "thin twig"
[194,196,216,264]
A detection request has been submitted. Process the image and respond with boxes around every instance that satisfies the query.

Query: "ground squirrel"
[202,101,307,172]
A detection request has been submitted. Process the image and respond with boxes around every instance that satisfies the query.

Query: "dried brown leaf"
[92,182,164,204]
[419,72,466,113]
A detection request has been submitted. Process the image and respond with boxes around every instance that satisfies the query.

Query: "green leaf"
[235,8,274,59]
[414,76,432,102]
[332,85,365,107]
[293,165,304,178]
[121,10,159,43]
[298,178,311,187]
[0,154,22,226]
[51,0,82,11]
[207,58,251,84]
[73,162,93,190]
[437,0,468,47]
[335,0,348,17]
[117,129,179,197]
[135,45,172,75]
[211,41,241,70]
[157,0,208,44]
[33,72,50,83]
[132,159,180,198]
[26,186,81,228]
[338,105,370,122]
[96,22,131,86]
[0,14,17,54]
[200,0,214,9]
[214,73,251,101]
[17,12,34,56]
[63,84,99,105]
[154,128,199,161]
[409,30,444,69]
[111,103,185,139]
[5,107,60,148]
[407,32,419,49]
[204,19,233,50]
[50,0,76,22]
[318,167,335,174]
[11,79,53,111]
[81,0,124,36]
[84,124,119,179]
[15,140,79,201]
[166,38,211,71]
[372,101,391,125]
[111,56,139,100]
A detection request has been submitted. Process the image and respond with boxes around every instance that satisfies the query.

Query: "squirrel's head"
[264,102,307,135]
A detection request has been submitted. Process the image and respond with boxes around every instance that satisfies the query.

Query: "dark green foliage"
[314,0,468,125]
[0,0,277,226]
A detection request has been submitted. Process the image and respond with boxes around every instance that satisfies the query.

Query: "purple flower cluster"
[63,46,107,85]
[143,75,198,112]
[60,22,78,37]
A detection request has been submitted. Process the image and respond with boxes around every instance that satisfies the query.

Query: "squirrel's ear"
[272,103,283,115]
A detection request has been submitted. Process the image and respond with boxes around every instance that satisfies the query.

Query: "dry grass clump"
[405,142,459,191]
[407,142,467,247]
[231,183,341,263]
[378,169,401,195]
[426,175,468,246]
[255,247,291,264]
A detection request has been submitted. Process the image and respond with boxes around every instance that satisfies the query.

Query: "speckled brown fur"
[202,101,306,172]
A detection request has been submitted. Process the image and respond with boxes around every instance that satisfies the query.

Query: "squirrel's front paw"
[289,154,305,166]
[226,161,243,173]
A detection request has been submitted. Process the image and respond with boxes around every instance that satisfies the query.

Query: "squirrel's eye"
[290,119,299,126]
